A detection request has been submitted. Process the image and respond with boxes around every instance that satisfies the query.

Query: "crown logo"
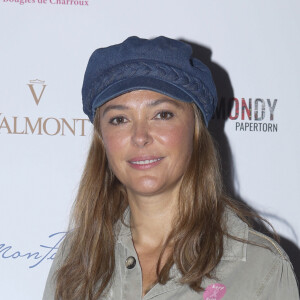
[29,79,45,84]
[27,79,47,106]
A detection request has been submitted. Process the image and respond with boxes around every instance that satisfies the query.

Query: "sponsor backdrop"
[0,1,299,299]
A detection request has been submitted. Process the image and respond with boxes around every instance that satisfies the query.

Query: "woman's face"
[99,90,195,198]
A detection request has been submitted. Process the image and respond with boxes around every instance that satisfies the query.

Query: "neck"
[127,188,179,249]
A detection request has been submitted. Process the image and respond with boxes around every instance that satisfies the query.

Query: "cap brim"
[91,76,197,119]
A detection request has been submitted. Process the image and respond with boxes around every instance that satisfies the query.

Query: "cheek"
[157,124,193,153]
[101,131,129,161]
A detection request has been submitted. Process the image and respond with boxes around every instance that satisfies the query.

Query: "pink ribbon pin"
[203,283,226,300]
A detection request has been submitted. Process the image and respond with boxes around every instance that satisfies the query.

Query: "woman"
[43,36,298,299]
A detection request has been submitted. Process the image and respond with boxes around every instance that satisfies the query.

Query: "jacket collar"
[222,208,248,261]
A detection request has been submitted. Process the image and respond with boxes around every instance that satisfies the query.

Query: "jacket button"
[125,256,136,269]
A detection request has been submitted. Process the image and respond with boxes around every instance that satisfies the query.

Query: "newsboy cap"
[82,36,217,126]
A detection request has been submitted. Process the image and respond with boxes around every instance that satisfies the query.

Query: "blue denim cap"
[82,36,217,126]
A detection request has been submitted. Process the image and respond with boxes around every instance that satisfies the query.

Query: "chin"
[126,179,164,196]
[131,185,163,196]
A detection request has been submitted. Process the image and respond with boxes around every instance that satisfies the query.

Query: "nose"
[131,120,153,147]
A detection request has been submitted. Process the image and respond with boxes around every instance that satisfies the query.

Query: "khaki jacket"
[43,209,299,299]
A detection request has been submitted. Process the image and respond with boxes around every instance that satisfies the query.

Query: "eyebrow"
[148,98,182,108]
[102,98,183,117]
[102,104,129,117]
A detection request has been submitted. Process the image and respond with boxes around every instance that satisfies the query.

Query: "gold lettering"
[43,118,61,136]
[27,84,47,106]
[0,115,90,136]
[13,116,25,134]
[61,118,75,136]
[75,118,90,136]
[0,116,12,134]
[25,117,42,135]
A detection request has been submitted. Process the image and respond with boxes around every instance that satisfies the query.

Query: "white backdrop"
[0,1,299,299]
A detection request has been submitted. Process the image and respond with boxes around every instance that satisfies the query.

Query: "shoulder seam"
[255,254,281,297]
[248,229,284,258]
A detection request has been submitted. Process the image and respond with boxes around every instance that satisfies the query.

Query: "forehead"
[99,89,192,112]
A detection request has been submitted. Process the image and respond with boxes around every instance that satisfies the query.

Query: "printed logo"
[27,79,47,106]
[203,283,226,300]
[3,0,89,6]
[0,232,66,268]
[0,79,90,136]
[213,97,278,132]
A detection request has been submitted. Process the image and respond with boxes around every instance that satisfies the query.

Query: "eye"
[109,116,128,126]
[155,111,174,120]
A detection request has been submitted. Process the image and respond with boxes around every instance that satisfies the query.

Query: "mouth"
[130,158,163,165]
[128,156,164,169]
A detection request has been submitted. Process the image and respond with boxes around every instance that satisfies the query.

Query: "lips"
[128,156,164,170]
[131,158,162,165]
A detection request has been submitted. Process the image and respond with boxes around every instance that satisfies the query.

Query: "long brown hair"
[55,103,256,299]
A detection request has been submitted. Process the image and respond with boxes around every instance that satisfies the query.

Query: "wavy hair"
[55,103,258,299]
